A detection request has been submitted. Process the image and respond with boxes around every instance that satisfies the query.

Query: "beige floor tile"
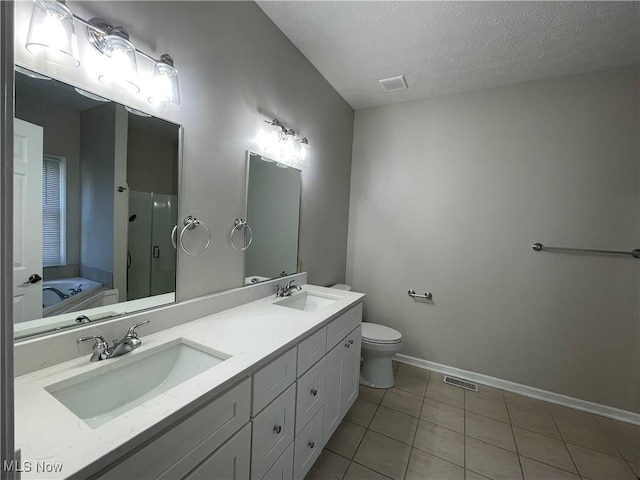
[396,363,430,379]
[369,406,419,445]
[468,384,505,402]
[503,392,549,415]
[421,398,465,433]
[466,411,516,452]
[353,430,411,480]
[610,433,640,464]
[345,398,378,428]
[597,416,640,440]
[555,417,619,457]
[359,385,386,405]
[304,449,350,480]
[381,388,423,417]
[344,462,391,480]
[465,437,523,480]
[325,420,367,459]
[628,461,640,476]
[465,395,510,423]
[513,426,577,473]
[519,456,580,480]
[546,403,599,427]
[465,470,492,480]
[394,373,428,396]
[405,448,464,480]
[567,444,636,480]
[425,380,465,409]
[413,420,465,467]
[507,403,561,440]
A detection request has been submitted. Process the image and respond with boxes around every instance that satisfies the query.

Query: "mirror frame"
[243,150,302,287]
[13,64,184,341]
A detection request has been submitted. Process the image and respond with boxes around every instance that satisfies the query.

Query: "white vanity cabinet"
[95,301,363,480]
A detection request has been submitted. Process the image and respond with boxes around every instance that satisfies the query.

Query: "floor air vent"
[443,375,478,392]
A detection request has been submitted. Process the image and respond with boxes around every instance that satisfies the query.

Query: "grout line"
[506,399,526,480]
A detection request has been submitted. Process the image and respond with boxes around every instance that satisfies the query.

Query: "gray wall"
[14,1,355,301]
[14,95,81,266]
[347,67,640,413]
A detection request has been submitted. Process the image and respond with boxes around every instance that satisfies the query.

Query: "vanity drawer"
[182,423,251,480]
[326,303,362,350]
[253,347,297,415]
[102,379,251,480]
[295,357,326,435]
[262,442,294,480]
[251,383,296,479]
[293,407,324,480]
[297,327,326,376]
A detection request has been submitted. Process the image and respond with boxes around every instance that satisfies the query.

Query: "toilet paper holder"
[408,289,433,300]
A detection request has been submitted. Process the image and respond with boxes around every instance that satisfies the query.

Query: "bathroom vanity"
[14,283,364,480]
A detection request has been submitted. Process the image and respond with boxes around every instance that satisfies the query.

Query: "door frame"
[0,1,15,478]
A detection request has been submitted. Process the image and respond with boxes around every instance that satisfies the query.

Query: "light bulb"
[148,55,180,109]
[25,0,80,67]
[98,34,139,93]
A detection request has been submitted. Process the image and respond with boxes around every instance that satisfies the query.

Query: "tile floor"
[305,362,640,480]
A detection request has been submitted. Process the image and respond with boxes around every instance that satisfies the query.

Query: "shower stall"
[127,191,177,301]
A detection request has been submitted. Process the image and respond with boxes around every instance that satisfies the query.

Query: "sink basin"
[275,291,339,312]
[46,340,229,429]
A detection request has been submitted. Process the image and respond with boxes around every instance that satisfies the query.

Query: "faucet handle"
[77,335,107,345]
[286,280,296,288]
[126,319,150,338]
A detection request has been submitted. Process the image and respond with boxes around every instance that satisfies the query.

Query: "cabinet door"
[262,443,294,480]
[323,342,343,439]
[295,357,326,435]
[293,408,324,480]
[339,325,361,414]
[183,424,251,480]
[251,384,296,479]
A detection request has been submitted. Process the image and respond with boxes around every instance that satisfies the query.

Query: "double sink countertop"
[14,284,365,479]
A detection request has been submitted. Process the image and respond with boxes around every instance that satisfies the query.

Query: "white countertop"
[14,284,365,479]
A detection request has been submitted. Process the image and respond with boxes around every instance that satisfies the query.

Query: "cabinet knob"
[348,339,354,345]
[273,425,282,434]
[308,441,315,449]
[310,388,318,396]
[344,342,350,348]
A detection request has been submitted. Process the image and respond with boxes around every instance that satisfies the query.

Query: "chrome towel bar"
[408,289,433,300]
[532,243,640,259]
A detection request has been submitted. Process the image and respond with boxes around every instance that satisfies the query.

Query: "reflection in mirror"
[244,151,301,286]
[13,67,180,339]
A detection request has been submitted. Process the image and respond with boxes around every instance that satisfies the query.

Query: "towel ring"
[230,218,253,252]
[171,225,178,249]
[178,216,211,256]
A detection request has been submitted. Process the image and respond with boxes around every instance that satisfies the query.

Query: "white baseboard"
[394,353,640,426]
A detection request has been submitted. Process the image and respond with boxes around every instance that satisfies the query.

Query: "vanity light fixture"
[74,87,109,102]
[261,119,310,167]
[24,0,181,109]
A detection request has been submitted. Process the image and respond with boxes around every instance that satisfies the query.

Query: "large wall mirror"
[13,67,181,339]
[244,151,301,285]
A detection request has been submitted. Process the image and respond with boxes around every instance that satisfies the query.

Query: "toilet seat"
[362,323,402,345]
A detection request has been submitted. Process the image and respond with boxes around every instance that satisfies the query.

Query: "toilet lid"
[362,323,402,344]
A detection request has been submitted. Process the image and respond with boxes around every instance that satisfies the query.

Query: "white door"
[13,119,44,323]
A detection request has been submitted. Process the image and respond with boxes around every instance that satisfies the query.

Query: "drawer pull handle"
[308,441,315,449]
[348,339,354,345]
[310,388,318,396]
[273,425,282,434]
[344,342,350,348]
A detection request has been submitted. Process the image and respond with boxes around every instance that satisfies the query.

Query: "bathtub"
[42,277,103,316]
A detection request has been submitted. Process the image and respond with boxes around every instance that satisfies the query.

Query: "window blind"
[42,156,65,266]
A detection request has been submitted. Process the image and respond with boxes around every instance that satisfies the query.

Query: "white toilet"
[331,284,403,389]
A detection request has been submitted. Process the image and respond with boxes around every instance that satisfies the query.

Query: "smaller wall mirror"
[244,151,301,285]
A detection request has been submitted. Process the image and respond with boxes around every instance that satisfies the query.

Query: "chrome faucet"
[275,280,302,298]
[43,286,70,300]
[76,320,150,362]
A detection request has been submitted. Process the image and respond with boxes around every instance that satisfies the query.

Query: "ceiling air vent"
[378,75,408,92]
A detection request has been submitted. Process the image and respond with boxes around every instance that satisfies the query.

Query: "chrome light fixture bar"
[262,119,310,167]
[24,0,181,109]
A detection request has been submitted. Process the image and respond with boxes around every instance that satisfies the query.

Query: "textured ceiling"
[257,1,640,110]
